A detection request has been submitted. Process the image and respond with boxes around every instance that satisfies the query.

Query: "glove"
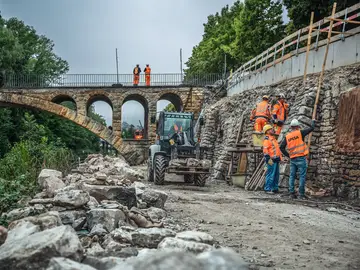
[268,159,274,166]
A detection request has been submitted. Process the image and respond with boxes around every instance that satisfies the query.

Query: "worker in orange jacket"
[133,64,141,86]
[263,124,282,194]
[250,95,271,132]
[144,64,151,86]
[272,93,289,135]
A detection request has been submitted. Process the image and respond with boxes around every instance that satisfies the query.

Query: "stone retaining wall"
[201,64,360,199]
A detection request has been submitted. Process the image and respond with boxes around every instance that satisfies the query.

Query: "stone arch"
[122,94,149,139]
[0,92,123,151]
[51,94,77,110]
[86,94,113,116]
[158,92,183,112]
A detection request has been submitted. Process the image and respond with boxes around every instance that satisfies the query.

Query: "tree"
[164,103,176,112]
[283,0,359,32]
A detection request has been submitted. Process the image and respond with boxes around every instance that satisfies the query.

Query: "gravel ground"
[146,173,360,270]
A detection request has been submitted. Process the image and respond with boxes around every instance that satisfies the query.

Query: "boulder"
[197,248,249,270]
[175,231,214,245]
[73,217,87,231]
[47,257,97,270]
[8,211,62,231]
[145,207,167,221]
[133,181,146,196]
[158,237,213,254]
[87,208,126,232]
[110,228,133,244]
[0,225,83,270]
[95,172,107,181]
[6,221,40,242]
[0,226,7,246]
[87,196,99,209]
[41,175,65,198]
[89,224,108,237]
[38,169,63,187]
[82,256,128,270]
[86,242,105,257]
[131,228,176,248]
[141,189,168,209]
[114,159,142,182]
[3,204,47,223]
[53,190,90,208]
[59,210,86,227]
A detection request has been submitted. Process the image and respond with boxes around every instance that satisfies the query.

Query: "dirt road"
[148,175,360,270]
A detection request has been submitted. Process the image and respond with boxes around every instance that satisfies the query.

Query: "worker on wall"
[280,118,315,199]
[250,95,271,132]
[272,93,290,135]
[263,124,282,194]
[144,64,151,86]
[133,64,141,86]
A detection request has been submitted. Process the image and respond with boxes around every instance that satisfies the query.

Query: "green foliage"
[185,0,285,75]
[283,0,359,32]
[164,103,176,112]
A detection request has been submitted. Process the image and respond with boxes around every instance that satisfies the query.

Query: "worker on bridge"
[280,119,315,199]
[263,124,282,194]
[133,64,141,86]
[250,95,271,132]
[272,93,289,135]
[144,64,151,87]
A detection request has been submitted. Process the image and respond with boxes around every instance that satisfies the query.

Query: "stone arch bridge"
[0,86,205,164]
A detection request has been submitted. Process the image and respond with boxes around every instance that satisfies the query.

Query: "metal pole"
[115,48,119,84]
[180,48,183,82]
[303,12,314,84]
[341,8,348,41]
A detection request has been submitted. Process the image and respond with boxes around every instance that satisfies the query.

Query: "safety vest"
[134,67,140,75]
[263,135,282,160]
[145,67,151,75]
[174,124,182,132]
[285,130,309,158]
[272,101,289,122]
[254,101,270,119]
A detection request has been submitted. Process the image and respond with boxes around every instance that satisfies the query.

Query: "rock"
[132,250,202,270]
[200,159,211,169]
[53,190,90,208]
[38,169,63,187]
[141,189,168,209]
[114,159,142,182]
[47,257,97,270]
[133,181,147,196]
[186,158,199,167]
[59,210,86,227]
[0,225,83,270]
[8,211,62,231]
[158,237,213,254]
[197,248,249,270]
[89,224,108,237]
[28,198,55,205]
[73,217,87,231]
[175,231,214,245]
[86,242,105,257]
[80,183,137,209]
[131,228,176,248]
[101,200,122,209]
[145,207,167,221]
[4,204,47,223]
[82,256,127,270]
[95,172,107,181]
[41,175,65,198]
[87,196,99,209]
[0,226,7,246]
[6,221,40,242]
[80,236,92,248]
[110,228,133,244]
[303,239,311,245]
[87,208,126,232]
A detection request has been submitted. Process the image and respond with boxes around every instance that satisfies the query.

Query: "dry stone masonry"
[201,63,360,199]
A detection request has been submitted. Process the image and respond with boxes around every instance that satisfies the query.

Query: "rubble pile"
[201,64,360,199]
[0,154,249,270]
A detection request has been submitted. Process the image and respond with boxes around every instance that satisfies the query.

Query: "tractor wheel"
[147,158,154,182]
[154,155,166,185]
[194,174,207,187]
[184,174,194,183]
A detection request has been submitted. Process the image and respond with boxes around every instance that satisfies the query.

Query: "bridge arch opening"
[86,95,113,127]
[52,95,77,111]
[122,94,148,140]
[156,93,183,116]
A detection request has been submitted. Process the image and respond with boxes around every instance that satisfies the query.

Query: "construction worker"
[133,64,141,86]
[174,120,183,133]
[263,124,282,194]
[144,64,151,86]
[272,93,289,135]
[280,118,315,199]
[250,95,271,132]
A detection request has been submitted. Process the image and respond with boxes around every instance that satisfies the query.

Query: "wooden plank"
[238,153,248,173]
[328,18,360,25]
[304,12,315,83]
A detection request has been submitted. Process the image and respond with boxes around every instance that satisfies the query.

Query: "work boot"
[289,193,297,199]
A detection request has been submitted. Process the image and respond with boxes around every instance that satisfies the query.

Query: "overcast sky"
[1,0,286,126]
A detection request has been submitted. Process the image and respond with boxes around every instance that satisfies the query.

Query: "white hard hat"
[279,93,285,99]
[290,119,300,127]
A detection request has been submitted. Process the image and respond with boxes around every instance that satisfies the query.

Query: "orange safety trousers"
[254,117,268,132]
[133,74,140,85]
[273,124,283,135]
[145,75,151,86]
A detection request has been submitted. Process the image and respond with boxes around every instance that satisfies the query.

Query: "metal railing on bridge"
[1,73,224,88]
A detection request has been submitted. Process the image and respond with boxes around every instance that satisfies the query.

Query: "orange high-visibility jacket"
[272,101,289,122]
[134,67,140,75]
[145,67,151,75]
[263,135,282,160]
[285,130,309,158]
[174,124,183,132]
[251,100,270,120]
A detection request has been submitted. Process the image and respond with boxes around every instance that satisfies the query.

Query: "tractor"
[147,111,211,186]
